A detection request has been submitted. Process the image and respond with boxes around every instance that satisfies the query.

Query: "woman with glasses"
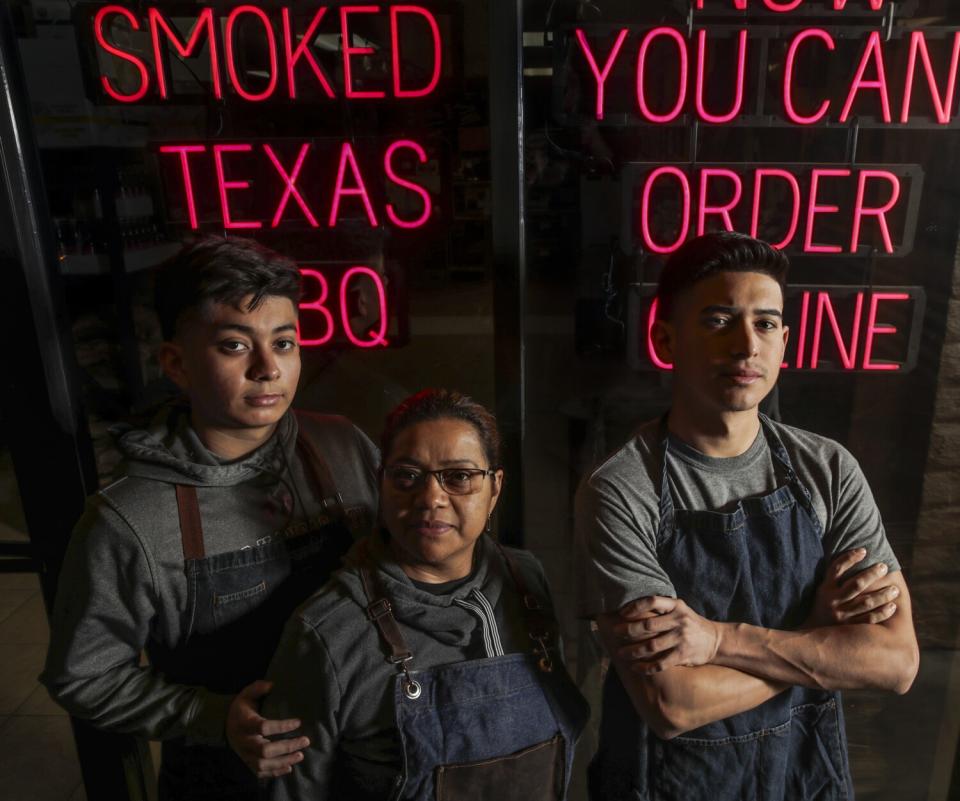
[262,388,588,801]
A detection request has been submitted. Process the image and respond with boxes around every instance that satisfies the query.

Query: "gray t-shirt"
[575,416,900,618]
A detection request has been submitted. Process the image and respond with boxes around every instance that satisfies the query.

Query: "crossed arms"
[596,549,920,740]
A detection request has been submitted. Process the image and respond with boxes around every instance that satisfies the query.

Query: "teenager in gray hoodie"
[263,389,589,801]
[42,238,379,801]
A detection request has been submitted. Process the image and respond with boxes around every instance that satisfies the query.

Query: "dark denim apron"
[350,544,589,801]
[153,433,358,801]
[590,415,854,801]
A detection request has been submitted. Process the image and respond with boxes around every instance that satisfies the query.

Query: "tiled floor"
[0,570,86,801]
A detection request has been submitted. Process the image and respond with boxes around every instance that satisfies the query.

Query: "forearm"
[43,664,232,742]
[714,618,918,694]
[613,657,788,739]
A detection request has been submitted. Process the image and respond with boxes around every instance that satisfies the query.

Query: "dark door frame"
[490,0,527,545]
[0,5,153,799]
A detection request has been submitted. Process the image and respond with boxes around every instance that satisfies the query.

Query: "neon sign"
[157,139,434,231]
[690,0,917,15]
[622,163,921,256]
[630,286,925,373]
[563,25,960,127]
[695,0,885,9]
[88,4,444,103]
[74,3,450,354]
[297,265,393,349]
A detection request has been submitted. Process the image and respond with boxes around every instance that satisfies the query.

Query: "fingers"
[613,613,677,643]
[239,679,274,700]
[619,596,678,620]
[836,583,900,620]
[258,717,303,737]
[836,562,889,604]
[619,630,682,662]
[830,548,866,581]
[255,750,305,780]
[260,736,310,759]
[847,603,898,625]
[629,646,680,675]
[239,735,310,778]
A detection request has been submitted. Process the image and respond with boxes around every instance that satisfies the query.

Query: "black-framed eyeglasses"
[383,466,497,496]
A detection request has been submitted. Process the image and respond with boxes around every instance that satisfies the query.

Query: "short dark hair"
[154,236,302,339]
[381,389,502,468]
[655,232,789,321]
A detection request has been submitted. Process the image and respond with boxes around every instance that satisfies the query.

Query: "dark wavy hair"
[381,389,502,469]
[155,236,302,339]
[656,232,789,321]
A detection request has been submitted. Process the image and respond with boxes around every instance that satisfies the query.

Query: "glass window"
[3,0,960,798]
[522,1,960,798]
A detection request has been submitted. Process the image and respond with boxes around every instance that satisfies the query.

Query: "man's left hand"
[806,548,899,629]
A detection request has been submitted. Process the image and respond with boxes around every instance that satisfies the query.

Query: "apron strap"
[357,554,422,700]
[359,566,414,663]
[174,484,206,561]
[758,414,821,532]
[296,431,348,519]
[656,414,675,541]
[494,542,555,673]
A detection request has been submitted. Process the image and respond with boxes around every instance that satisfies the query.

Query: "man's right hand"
[226,680,310,779]
[806,548,899,628]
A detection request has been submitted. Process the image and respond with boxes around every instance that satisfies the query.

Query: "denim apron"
[353,543,589,801]
[589,415,854,801]
[154,433,358,801]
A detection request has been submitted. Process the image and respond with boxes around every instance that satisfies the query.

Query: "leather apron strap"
[173,431,345,562]
[358,560,422,700]
[175,485,205,561]
[296,431,347,519]
[493,542,554,673]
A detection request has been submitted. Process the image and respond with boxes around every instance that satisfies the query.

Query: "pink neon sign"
[391,6,443,98]
[158,140,434,231]
[749,170,801,249]
[577,26,750,123]
[695,29,747,123]
[698,169,743,236]
[640,288,917,372]
[571,24,960,126]
[628,164,916,256]
[839,31,891,123]
[298,269,335,347]
[90,4,444,103]
[575,28,628,121]
[225,6,279,102]
[213,144,261,230]
[329,142,379,226]
[641,167,691,253]
[94,6,149,103]
[297,266,390,349]
[783,29,835,124]
[148,7,221,100]
[264,144,319,228]
[636,28,688,123]
[281,8,335,100]
[695,1,887,14]
[340,267,390,347]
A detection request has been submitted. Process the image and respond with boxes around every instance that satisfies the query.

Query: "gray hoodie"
[262,531,560,801]
[41,406,379,744]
